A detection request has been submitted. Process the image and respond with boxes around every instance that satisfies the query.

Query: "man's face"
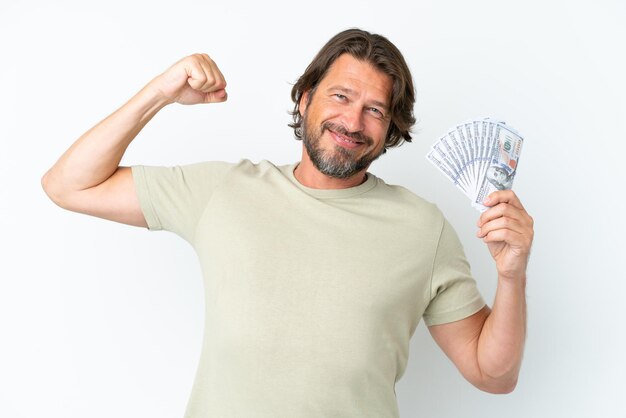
[299,54,393,179]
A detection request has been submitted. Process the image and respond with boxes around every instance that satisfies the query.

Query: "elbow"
[475,373,519,394]
[41,170,67,208]
[483,379,518,395]
[41,171,54,200]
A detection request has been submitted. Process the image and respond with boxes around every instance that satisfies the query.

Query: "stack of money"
[426,118,523,212]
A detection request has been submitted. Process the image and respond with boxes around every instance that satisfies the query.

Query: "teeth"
[338,134,357,143]
[330,129,360,144]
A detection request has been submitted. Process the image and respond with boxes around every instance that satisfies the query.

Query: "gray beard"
[301,113,383,179]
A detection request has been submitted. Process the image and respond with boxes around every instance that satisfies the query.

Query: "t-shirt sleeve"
[422,218,486,326]
[131,161,234,244]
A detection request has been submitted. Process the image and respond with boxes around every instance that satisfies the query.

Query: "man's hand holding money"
[477,190,534,281]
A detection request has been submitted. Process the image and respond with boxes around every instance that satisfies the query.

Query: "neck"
[294,149,368,190]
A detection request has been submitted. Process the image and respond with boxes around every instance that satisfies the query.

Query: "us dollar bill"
[473,123,523,211]
[426,118,524,212]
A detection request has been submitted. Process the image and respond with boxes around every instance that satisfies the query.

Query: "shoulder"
[176,159,281,180]
[230,159,279,173]
[220,159,289,182]
[370,175,445,226]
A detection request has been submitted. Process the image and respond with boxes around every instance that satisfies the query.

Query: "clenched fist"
[150,53,227,105]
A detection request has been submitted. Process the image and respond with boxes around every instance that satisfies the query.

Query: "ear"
[299,90,311,116]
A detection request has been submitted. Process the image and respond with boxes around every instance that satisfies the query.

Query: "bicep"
[55,166,148,228]
[427,305,491,386]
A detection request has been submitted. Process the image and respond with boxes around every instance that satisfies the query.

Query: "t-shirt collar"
[283,162,378,199]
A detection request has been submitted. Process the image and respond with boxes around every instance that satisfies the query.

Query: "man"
[42,29,533,417]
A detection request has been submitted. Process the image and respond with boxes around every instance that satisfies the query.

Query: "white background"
[1,1,625,417]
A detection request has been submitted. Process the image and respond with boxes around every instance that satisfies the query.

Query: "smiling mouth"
[332,130,363,144]
[327,130,367,151]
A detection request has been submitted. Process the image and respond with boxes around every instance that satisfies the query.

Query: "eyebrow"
[327,86,390,112]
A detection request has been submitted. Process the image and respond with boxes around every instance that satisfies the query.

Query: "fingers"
[476,215,525,239]
[476,190,534,247]
[478,190,532,227]
[483,189,525,211]
[184,53,227,102]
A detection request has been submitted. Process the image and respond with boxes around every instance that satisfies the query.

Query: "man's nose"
[340,105,365,133]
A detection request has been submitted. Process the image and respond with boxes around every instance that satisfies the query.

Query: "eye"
[368,107,384,118]
[334,93,347,101]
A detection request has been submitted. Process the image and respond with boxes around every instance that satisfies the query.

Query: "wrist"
[141,77,177,108]
[127,84,172,122]
[497,273,527,289]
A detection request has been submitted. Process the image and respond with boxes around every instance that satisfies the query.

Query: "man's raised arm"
[41,54,227,227]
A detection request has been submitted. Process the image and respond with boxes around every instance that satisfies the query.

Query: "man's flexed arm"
[41,54,227,227]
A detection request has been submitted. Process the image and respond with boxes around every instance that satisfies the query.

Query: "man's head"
[297,53,392,178]
[290,28,416,155]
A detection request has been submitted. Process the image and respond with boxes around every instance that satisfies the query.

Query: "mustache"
[322,122,373,145]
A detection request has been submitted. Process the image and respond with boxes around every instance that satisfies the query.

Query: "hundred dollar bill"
[426,118,524,212]
[462,122,477,188]
[453,125,474,188]
[431,135,471,190]
[473,123,524,211]
[426,149,468,194]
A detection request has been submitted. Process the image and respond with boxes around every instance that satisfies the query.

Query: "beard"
[301,111,385,179]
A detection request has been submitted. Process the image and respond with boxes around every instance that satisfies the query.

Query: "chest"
[194,186,438,341]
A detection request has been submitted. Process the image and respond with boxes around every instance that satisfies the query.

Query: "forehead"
[318,54,393,103]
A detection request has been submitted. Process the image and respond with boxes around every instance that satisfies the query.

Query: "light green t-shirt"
[131,159,485,418]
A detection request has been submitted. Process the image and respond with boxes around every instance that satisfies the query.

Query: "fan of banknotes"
[426,118,523,212]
